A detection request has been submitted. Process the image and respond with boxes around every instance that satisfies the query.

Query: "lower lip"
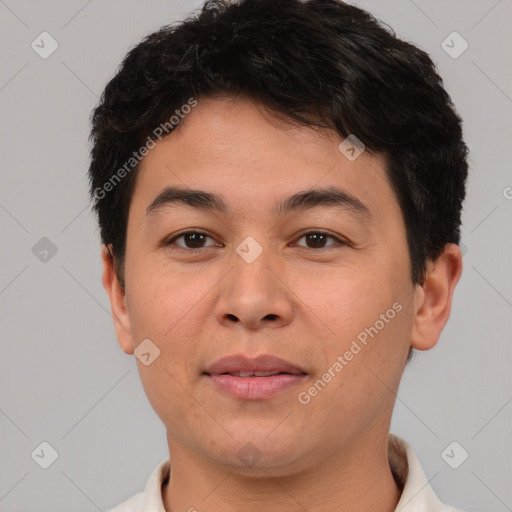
[206,373,306,400]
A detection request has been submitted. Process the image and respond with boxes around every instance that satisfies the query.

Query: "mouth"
[203,355,308,400]
[211,370,303,377]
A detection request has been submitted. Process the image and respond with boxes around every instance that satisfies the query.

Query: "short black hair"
[88,0,468,288]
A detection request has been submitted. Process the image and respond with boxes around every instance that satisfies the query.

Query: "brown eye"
[295,231,345,249]
[166,231,218,249]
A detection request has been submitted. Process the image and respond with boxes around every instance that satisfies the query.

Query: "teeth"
[230,371,281,377]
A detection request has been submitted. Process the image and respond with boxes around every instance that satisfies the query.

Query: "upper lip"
[204,355,307,376]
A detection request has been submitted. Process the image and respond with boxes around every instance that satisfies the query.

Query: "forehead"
[130,96,400,224]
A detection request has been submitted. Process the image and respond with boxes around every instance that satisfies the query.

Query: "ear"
[101,245,134,355]
[410,243,463,351]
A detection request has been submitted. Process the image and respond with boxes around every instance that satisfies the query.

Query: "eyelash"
[164,229,348,251]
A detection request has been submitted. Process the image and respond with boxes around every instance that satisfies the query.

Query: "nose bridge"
[231,235,280,302]
[234,243,276,294]
[215,235,294,328]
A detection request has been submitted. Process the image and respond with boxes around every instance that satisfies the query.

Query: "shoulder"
[105,457,170,512]
[389,434,468,512]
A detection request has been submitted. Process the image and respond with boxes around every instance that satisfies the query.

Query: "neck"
[162,430,402,512]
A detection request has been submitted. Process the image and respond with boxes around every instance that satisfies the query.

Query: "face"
[104,96,445,476]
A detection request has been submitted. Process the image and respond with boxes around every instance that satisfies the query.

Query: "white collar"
[108,434,463,511]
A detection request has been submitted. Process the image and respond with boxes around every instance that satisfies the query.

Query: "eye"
[165,230,220,250]
[164,229,347,251]
[294,230,347,249]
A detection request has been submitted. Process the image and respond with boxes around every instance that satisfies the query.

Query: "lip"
[204,354,307,376]
[203,355,308,400]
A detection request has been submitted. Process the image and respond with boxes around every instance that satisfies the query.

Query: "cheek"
[125,263,209,426]
[123,260,212,415]
[295,303,412,442]
[125,258,212,341]
[291,258,402,339]
[292,258,412,406]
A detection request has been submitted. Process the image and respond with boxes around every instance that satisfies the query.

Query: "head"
[89,0,467,474]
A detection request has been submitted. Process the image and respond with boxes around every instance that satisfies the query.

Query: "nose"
[214,244,294,330]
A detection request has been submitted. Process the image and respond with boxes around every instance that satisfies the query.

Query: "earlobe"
[410,243,463,351]
[101,245,134,355]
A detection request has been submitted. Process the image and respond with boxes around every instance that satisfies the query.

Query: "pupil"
[186,233,205,248]
[307,233,326,248]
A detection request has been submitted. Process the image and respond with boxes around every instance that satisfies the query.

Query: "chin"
[207,430,309,473]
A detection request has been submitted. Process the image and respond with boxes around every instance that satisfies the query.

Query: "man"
[88,0,468,510]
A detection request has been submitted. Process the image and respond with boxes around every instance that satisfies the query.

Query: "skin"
[102,96,462,512]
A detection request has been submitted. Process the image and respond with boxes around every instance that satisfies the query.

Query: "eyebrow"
[145,185,372,220]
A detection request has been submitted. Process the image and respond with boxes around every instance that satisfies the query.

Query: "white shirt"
[107,434,464,512]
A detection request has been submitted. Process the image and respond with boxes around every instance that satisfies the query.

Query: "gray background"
[1,0,511,510]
